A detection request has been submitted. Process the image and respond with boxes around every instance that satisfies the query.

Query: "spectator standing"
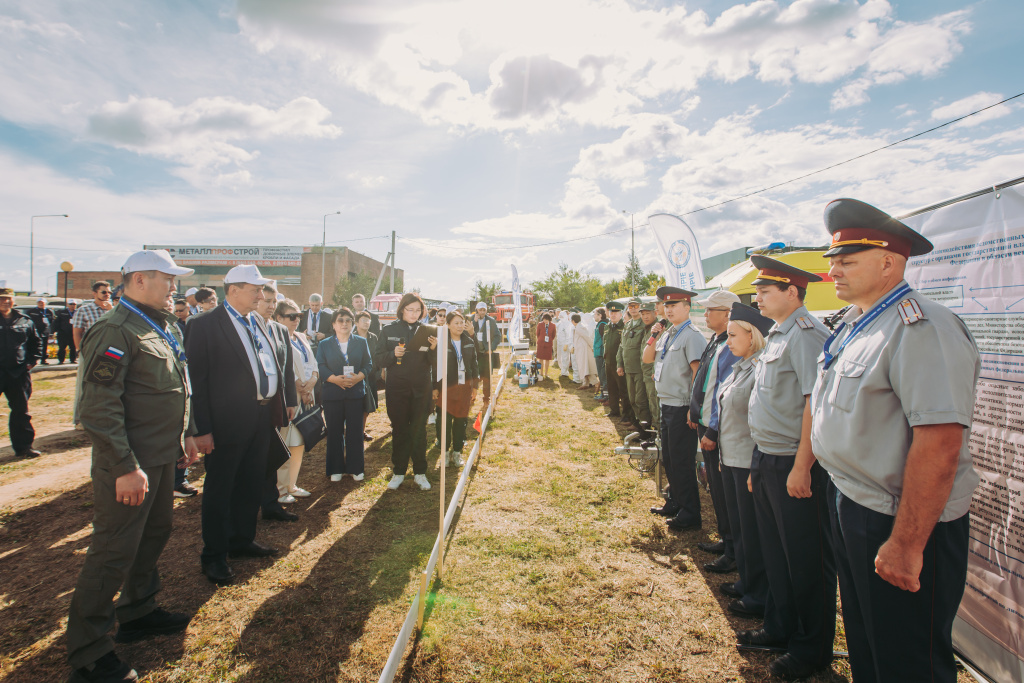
[184,287,200,315]
[26,298,55,364]
[570,313,599,389]
[534,313,555,379]
[274,298,317,501]
[298,293,331,352]
[617,297,651,429]
[55,300,78,364]
[434,310,479,466]
[592,308,608,400]
[72,281,114,428]
[0,288,42,458]
[602,301,633,422]
[172,300,189,336]
[555,310,573,378]
[355,311,380,442]
[317,307,371,482]
[352,293,381,336]
[193,287,217,312]
[471,302,501,404]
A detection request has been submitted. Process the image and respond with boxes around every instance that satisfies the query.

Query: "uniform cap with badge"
[639,301,656,312]
[605,300,625,312]
[627,296,642,305]
[823,198,934,258]
[749,255,822,289]
[729,302,774,336]
[121,249,195,277]
[655,286,697,303]
[0,287,14,298]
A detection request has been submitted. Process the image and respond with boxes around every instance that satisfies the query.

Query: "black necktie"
[242,317,270,397]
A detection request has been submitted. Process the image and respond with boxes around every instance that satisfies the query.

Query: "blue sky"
[1,0,1022,299]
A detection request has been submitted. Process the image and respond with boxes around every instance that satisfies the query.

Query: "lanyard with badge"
[452,337,466,384]
[119,299,192,396]
[821,283,911,372]
[338,337,355,376]
[225,301,278,377]
[291,337,308,362]
[653,320,691,382]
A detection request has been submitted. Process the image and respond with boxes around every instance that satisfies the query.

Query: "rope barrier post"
[438,324,448,581]
[416,570,428,631]
[485,315,493,412]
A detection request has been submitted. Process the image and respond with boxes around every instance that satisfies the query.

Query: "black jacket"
[375,320,434,393]
[0,310,42,374]
[298,308,333,341]
[184,304,297,445]
[25,307,54,338]
[434,332,480,388]
[55,308,76,337]
[688,330,727,427]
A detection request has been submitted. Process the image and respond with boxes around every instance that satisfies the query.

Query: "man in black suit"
[26,299,55,364]
[185,265,297,586]
[298,293,332,349]
[351,293,380,336]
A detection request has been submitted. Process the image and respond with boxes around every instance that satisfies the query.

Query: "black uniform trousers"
[605,358,633,420]
[0,370,34,451]
[751,447,837,666]
[660,404,701,525]
[829,482,969,683]
[201,404,273,563]
[57,333,77,363]
[67,461,174,669]
[386,387,430,475]
[720,462,769,610]
[324,397,365,476]
[697,424,734,559]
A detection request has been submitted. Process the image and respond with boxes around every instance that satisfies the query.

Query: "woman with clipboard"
[375,293,438,491]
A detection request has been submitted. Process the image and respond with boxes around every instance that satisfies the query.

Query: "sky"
[1,0,1022,300]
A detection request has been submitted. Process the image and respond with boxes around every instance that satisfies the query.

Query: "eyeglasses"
[337,318,354,324]
[281,313,301,321]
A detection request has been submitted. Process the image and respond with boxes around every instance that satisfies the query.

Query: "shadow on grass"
[0,428,91,461]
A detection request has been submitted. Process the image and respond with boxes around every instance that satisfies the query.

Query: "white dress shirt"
[225,303,279,399]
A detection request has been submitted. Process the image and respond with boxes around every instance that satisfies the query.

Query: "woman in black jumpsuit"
[375,293,437,490]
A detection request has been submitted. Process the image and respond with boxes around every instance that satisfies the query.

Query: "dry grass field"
[0,364,972,682]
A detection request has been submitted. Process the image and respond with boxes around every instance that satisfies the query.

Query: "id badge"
[544,335,549,343]
[259,351,276,374]
[343,365,355,376]
[653,361,663,381]
[477,331,483,341]
[458,369,466,385]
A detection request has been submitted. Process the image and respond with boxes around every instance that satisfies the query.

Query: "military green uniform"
[617,313,651,425]
[602,312,633,422]
[640,305,662,430]
[67,296,195,669]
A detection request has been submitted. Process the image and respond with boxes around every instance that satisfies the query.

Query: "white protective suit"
[556,311,573,377]
[572,320,599,385]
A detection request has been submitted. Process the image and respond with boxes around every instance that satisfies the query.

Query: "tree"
[331,272,404,308]
[469,279,504,304]
[604,257,665,299]
[530,262,605,310]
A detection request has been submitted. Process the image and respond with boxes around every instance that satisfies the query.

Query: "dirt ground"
[0,364,971,682]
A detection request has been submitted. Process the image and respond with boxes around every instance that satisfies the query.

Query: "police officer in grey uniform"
[812,199,980,683]
[67,251,198,683]
[644,286,707,530]
[617,296,651,428]
[740,255,837,681]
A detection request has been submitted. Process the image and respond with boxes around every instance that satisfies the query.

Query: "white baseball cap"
[696,289,740,309]
[476,301,487,309]
[122,249,194,276]
[224,264,271,286]
[185,287,198,296]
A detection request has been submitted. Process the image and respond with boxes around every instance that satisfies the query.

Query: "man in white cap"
[66,250,199,683]
[184,287,200,315]
[184,264,297,586]
[472,301,500,405]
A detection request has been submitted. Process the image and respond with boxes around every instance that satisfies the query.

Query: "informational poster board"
[902,178,1024,683]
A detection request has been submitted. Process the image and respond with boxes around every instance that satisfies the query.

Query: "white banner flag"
[649,213,705,291]
[509,265,523,343]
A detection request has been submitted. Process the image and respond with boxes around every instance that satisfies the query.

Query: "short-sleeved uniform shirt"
[653,320,708,407]
[717,351,761,469]
[748,305,828,456]
[811,282,980,521]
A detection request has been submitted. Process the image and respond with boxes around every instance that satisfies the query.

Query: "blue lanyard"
[291,337,308,362]
[119,299,187,364]
[660,321,691,361]
[225,302,267,356]
[452,337,463,364]
[822,283,912,371]
[337,336,349,364]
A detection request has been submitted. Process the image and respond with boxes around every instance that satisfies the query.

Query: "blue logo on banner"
[669,240,691,269]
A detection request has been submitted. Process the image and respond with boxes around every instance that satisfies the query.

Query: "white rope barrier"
[377,352,512,683]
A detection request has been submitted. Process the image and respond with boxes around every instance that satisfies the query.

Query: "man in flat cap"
[0,287,43,458]
[739,255,837,681]
[643,287,707,530]
[601,301,633,422]
[67,250,198,683]
[638,301,662,432]
[617,296,651,428]
[811,198,979,682]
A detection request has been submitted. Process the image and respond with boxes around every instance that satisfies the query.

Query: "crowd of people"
[0,197,981,683]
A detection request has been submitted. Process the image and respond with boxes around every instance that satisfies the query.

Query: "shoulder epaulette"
[897,298,925,325]
[795,316,815,330]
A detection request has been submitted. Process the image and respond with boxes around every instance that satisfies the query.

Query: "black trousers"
[57,334,77,363]
[201,405,273,562]
[386,386,430,475]
[0,370,34,451]
[829,482,969,683]
[721,462,768,609]
[698,424,733,559]
[605,358,632,420]
[751,447,837,665]
[660,404,701,525]
[324,398,365,476]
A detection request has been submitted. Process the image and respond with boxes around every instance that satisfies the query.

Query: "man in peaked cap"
[740,254,838,681]
[601,300,633,422]
[67,250,198,683]
[812,198,979,682]
[644,287,707,530]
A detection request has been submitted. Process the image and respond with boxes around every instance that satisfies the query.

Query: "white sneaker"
[290,487,311,497]
[330,474,343,482]
[278,493,296,504]
[414,474,431,490]
[445,449,453,466]
[351,473,364,481]
[387,475,405,489]
[451,451,463,467]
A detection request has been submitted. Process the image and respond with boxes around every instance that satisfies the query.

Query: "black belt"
[257,397,275,405]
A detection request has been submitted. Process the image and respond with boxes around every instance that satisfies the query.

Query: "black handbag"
[293,404,327,453]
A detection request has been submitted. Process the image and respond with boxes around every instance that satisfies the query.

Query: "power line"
[398,225,638,253]
[680,90,1024,217]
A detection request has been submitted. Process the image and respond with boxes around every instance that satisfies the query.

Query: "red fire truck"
[490,291,535,330]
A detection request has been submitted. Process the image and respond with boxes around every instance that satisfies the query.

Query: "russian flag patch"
[104,346,125,360]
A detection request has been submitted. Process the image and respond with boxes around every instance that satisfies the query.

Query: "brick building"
[56,271,121,301]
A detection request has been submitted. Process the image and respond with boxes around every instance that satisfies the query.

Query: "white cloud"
[931,91,1014,128]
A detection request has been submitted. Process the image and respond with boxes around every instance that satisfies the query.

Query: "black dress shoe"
[697,540,725,554]
[262,508,299,522]
[229,541,278,558]
[666,515,702,531]
[115,607,191,643]
[769,653,825,681]
[14,448,41,459]
[70,651,138,683]
[719,581,743,598]
[737,628,787,648]
[727,599,765,618]
[704,554,737,574]
[649,503,680,517]
[201,560,235,586]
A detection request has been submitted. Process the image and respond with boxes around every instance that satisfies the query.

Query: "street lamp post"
[321,211,341,300]
[621,210,635,296]
[30,214,68,294]
[61,261,74,306]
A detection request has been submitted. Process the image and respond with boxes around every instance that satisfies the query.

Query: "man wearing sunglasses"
[72,281,114,429]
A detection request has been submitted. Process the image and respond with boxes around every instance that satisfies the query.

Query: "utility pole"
[390,230,396,293]
[621,210,635,296]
